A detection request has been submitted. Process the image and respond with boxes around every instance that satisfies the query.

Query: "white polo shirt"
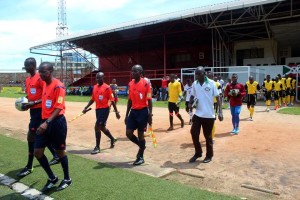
[191,78,219,118]
[184,84,193,101]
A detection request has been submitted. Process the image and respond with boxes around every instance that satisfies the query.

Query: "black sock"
[128,135,139,146]
[60,156,70,180]
[169,116,173,127]
[138,139,146,158]
[95,131,101,147]
[47,145,58,159]
[26,142,35,169]
[104,129,114,141]
[37,155,55,180]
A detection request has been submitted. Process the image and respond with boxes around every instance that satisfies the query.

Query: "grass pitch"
[277,107,300,115]
[0,134,238,200]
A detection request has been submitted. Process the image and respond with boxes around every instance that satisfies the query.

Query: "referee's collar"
[196,76,209,84]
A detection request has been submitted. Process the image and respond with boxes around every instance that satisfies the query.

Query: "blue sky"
[0,0,229,70]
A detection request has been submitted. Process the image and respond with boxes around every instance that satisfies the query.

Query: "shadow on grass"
[93,161,136,169]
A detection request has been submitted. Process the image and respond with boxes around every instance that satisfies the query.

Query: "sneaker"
[110,138,117,148]
[230,128,236,134]
[41,176,59,193]
[250,117,253,121]
[167,126,174,131]
[56,179,72,191]
[91,146,100,154]
[235,128,240,134]
[189,153,202,163]
[189,119,192,125]
[49,157,60,166]
[181,119,184,128]
[16,167,33,177]
[133,157,144,166]
[203,157,212,163]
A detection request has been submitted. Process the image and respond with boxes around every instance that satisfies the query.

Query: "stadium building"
[30,0,300,98]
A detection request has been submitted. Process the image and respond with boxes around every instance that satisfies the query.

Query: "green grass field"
[277,107,300,115]
[0,134,238,200]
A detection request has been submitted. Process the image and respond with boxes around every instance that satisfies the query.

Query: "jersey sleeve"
[91,87,96,101]
[146,82,152,100]
[53,85,66,110]
[212,82,220,97]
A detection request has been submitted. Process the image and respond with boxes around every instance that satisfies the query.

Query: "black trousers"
[190,115,215,158]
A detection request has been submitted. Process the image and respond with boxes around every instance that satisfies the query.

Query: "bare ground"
[1,97,300,200]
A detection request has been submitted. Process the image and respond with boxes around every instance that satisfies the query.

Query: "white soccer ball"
[15,97,28,111]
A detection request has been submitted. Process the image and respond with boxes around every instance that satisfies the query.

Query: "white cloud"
[0,19,57,70]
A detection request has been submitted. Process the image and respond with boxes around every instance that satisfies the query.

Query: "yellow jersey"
[280,78,286,90]
[274,81,282,91]
[245,81,260,94]
[168,81,182,103]
[263,80,274,91]
[214,81,221,103]
[286,77,292,88]
[292,79,296,89]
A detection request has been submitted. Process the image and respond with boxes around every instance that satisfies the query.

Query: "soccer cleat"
[133,157,144,166]
[56,179,72,191]
[203,157,212,163]
[189,153,202,163]
[16,167,33,177]
[91,146,100,154]
[110,138,117,148]
[49,157,60,166]
[41,176,59,193]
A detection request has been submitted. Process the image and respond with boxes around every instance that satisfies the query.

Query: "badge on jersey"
[99,95,103,100]
[147,93,151,98]
[30,88,36,95]
[58,96,63,104]
[46,100,52,108]
[139,93,143,99]
[205,87,211,91]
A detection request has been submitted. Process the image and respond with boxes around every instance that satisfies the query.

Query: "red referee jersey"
[25,72,44,109]
[128,78,152,110]
[41,78,65,119]
[91,83,114,109]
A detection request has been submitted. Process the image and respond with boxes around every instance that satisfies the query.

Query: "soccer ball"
[15,97,28,111]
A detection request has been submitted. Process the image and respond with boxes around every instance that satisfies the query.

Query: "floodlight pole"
[164,34,166,77]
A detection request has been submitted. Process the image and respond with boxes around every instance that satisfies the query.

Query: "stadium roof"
[30,0,285,50]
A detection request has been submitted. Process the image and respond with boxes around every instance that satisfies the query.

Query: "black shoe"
[41,176,59,193]
[56,179,72,191]
[49,157,60,166]
[189,153,202,163]
[203,157,212,163]
[91,146,100,154]
[133,157,144,166]
[16,167,33,177]
[181,119,184,128]
[110,138,117,148]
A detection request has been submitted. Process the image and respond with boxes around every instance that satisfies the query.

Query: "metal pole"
[60,47,63,83]
[212,29,214,67]
[164,34,166,77]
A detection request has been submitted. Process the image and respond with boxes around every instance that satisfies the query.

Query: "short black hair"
[39,62,54,72]
[24,57,36,67]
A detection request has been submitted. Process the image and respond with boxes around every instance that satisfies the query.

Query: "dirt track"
[1,97,300,200]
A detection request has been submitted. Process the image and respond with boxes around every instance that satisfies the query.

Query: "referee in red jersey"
[35,62,71,192]
[125,65,152,165]
[83,72,120,154]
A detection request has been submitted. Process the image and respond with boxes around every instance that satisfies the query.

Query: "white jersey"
[184,84,193,101]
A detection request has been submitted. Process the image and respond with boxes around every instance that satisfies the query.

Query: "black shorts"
[35,115,67,150]
[168,102,179,113]
[285,88,291,96]
[29,108,42,132]
[126,107,148,132]
[291,88,296,96]
[95,107,109,126]
[247,94,257,106]
[265,91,272,100]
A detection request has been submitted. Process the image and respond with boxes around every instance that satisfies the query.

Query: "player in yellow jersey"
[167,74,184,131]
[262,75,274,112]
[277,74,286,107]
[273,76,283,110]
[285,74,292,105]
[212,76,222,141]
[290,76,296,106]
[245,76,260,120]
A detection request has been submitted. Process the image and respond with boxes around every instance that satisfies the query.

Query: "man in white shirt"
[183,79,193,125]
[188,67,223,163]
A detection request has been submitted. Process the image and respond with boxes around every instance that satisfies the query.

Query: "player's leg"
[174,103,184,128]
[34,132,58,193]
[274,91,279,110]
[202,117,215,163]
[51,115,72,191]
[189,115,202,163]
[233,106,242,134]
[126,110,139,146]
[167,102,174,130]
[290,88,295,106]
[230,106,236,132]
[99,108,117,148]
[286,88,291,105]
